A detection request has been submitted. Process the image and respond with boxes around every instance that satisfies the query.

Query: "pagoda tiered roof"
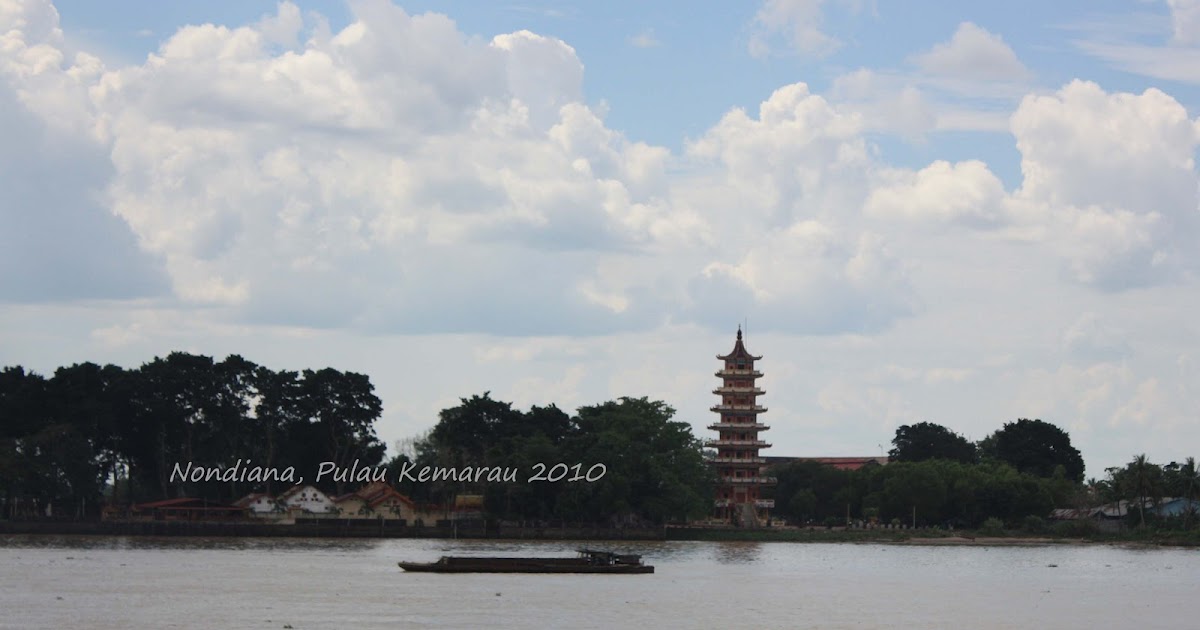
[716,327,763,361]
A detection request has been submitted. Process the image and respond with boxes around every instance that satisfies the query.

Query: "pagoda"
[707,327,776,526]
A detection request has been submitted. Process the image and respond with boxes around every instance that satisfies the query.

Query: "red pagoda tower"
[708,327,775,526]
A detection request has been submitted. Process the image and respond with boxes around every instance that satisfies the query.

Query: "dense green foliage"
[980,418,1085,482]
[398,394,713,524]
[770,458,1061,528]
[4,353,1195,535]
[1097,455,1200,529]
[1,354,386,516]
[771,418,1093,528]
[888,422,977,464]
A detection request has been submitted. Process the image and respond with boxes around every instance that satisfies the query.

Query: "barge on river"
[398,549,654,574]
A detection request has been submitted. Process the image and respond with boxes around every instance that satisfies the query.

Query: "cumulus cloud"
[826,27,1027,138]
[1168,0,1200,45]
[0,1,709,333]
[0,0,167,302]
[747,0,838,59]
[685,82,870,229]
[1009,80,1200,289]
[865,160,1007,227]
[856,79,1200,290]
[911,22,1030,82]
[1,0,930,338]
[677,82,918,334]
[687,223,915,334]
[827,69,937,139]
[5,0,1200,348]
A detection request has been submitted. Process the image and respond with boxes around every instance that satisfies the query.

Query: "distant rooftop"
[764,456,890,471]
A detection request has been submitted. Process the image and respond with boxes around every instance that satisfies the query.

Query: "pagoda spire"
[707,329,775,527]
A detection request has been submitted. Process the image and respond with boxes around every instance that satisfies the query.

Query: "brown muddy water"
[1,536,1196,629]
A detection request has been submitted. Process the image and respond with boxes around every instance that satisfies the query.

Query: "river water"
[1,536,1196,629]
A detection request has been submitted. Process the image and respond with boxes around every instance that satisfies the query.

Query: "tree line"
[769,419,1197,531]
[0,355,712,524]
[1,353,386,518]
[4,352,1194,530]
[388,393,713,525]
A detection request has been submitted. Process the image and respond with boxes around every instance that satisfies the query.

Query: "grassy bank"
[667,526,1200,547]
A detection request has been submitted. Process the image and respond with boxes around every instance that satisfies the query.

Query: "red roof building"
[708,328,776,526]
[763,456,890,471]
[130,497,246,521]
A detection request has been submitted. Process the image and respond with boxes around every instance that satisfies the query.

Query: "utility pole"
[912,505,916,529]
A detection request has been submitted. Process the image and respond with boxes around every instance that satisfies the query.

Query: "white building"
[277,485,336,515]
[234,493,281,516]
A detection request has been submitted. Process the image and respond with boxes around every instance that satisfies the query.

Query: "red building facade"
[708,328,776,526]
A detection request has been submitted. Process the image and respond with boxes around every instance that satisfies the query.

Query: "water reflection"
[4,537,1200,629]
[0,534,381,553]
[713,541,762,564]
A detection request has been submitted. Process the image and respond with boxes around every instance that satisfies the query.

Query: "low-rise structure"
[764,456,889,471]
[234,493,281,516]
[129,498,246,521]
[278,485,336,515]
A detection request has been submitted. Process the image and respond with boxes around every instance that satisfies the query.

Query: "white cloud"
[1074,39,1200,84]
[7,0,1200,478]
[1071,1,1200,84]
[685,82,870,230]
[747,0,838,59]
[1061,312,1130,363]
[1009,80,1200,289]
[1168,0,1200,44]
[687,223,915,334]
[826,27,1028,140]
[1,2,706,333]
[911,22,1030,82]
[865,160,1007,226]
[628,28,660,48]
[827,69,937,139]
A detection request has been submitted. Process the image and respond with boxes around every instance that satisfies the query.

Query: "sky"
[2,0,1199,480]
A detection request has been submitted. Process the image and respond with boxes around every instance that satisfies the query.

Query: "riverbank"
[4,520,1198,547]
[0,519,663,540]
[664,525,1200,547]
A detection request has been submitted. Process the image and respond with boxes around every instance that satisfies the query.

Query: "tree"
[1125,454,1162,527]
[296,368,386,495]
[562,397,712,523]
[889,422,977,464]
[429,393,522,468]
[771,460,852,524]
[982,418,1085,482]
[1179,457,1199,530]
[882,463,946,525]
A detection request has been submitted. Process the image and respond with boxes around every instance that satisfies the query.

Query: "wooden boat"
[398,549,654,574]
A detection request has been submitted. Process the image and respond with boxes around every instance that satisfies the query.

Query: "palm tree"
[1128,454,1160,527]
[1182,457,1199,530]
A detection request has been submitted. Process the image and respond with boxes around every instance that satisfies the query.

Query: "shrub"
[979,517,1005,536]
[1022,515,1046,534]
[1051,519,1098,537]
[823,516,843,529]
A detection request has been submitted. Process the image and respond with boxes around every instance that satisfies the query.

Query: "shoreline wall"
[0,520,666,540]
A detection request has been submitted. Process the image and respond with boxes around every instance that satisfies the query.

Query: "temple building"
[708,327,776,526]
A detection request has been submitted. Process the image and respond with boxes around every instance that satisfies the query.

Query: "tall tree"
[296,368,385,495]
[1126,454,1162,527]
[889,422,977,464]
[982,418,1085,482]
[1182,457,1199,530]
[562,397,712,524]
